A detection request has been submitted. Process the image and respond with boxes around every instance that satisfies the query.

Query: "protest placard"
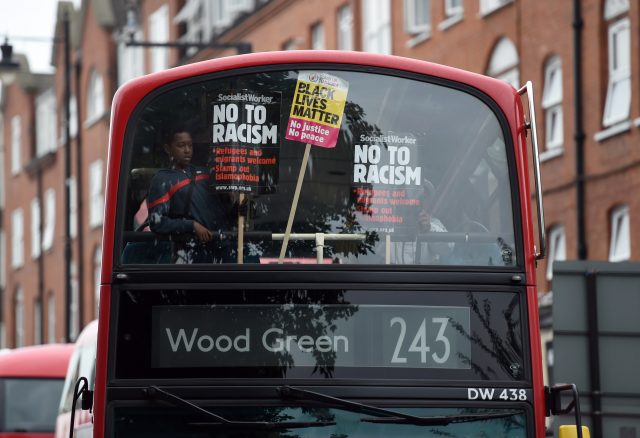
[210,90,281,194]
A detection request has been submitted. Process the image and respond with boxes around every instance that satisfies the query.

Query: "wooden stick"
[278,143,311,263]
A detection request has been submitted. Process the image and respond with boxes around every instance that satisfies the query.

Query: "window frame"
[42,188,55,251]
[404,0,431,35]
[444,0,463,18]
[363,0,392,54]
[148,5,170,73]
[11,208,24,269]
[546,225,566,281]
[609,205,630,262]
[30,197,41,259]
[89,160,105,228]
[311,22,325,50]
[86,70,106,125]
[10,115,21,175]
[337,4,354,51]
[14,286,24,347]
[603,18,631,127]
[36,88,57,157]
[541,56,563,152]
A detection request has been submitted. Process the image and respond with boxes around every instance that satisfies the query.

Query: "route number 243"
[390,317,450,364]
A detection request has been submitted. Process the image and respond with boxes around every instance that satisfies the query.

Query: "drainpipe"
[573,0,587,260]
[74,50,85,327]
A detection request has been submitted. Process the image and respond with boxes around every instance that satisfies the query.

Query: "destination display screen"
[113,288,527,381]
[151,305,471,370]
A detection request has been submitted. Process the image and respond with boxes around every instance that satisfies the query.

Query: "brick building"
[0,0,636,348]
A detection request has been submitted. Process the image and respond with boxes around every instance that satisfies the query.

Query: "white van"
[55,320,98,438]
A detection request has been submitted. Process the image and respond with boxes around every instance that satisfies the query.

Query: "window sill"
[540,147,563,162]
[405,30,431,48]
[438,14,463,31]
[594,120,631,142]
[479,0,514,18]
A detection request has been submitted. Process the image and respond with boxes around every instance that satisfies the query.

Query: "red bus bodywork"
[97,51,543,437]
[0,344,74,438]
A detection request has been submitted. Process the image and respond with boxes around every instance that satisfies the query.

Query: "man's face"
[165,132,193,168]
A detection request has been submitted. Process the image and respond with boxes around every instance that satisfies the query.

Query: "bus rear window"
[118,68,518,267]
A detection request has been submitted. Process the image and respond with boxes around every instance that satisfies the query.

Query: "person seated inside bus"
[389,180,453,264]
[147,126,230,263]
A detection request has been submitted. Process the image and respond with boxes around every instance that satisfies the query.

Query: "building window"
[542,56,563,152]
[609,205,630,262]
[604,0,629,20]
[546,225,566,281]
[89,160,104,228]
[212,0,254,33]
[117,30,144,86]
[86,70,105,124]
[42,188,55,251]
[603,18,630,127]
[337,4,353,51]
[444,0,463,17]
[15,287,24,347]
[31,197,41,259]
[363,0,391,54]
[34,298,42,345]
[36,88,57,157]
[11,208,24,269]
[48,292,56,343]
[10,115,21,175]
[282,39,299,51]
[149,5,170,73]
[70,262,79,340]
[480,0,512,16]
[404,0,430,35]
[311,22,325,50]
[486,37,519,88]
[95,245,102,318]
[60,95,79,145]
[70,176,78,239]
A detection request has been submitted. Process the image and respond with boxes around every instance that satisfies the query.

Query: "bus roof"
[0,344,74,378]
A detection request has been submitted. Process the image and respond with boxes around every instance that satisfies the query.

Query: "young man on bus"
[147,126,230,263]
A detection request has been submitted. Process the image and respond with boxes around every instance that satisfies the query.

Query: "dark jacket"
[147,165,227,236]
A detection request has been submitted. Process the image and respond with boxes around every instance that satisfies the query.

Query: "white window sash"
[603,19,631,127]
[42,188,55,251]
[149,5,170,72]
[546,226,566,281]
[337,5,353,51]
[545,104,564,150]
[11,209,24,269]
[47,293,56,344]
[11,116,21,175]
[609,206,630,262]
[542,57,562,108]
[404,0,430,35]
[31,198,41,259]
[444,0,463,17]
[89,161,105,228]
[15,288,24,347]
[363,0,391,54]
[311,23,325,50]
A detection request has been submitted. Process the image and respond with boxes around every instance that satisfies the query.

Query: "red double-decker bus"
[0,344,73,438]
[85,51,586,438]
